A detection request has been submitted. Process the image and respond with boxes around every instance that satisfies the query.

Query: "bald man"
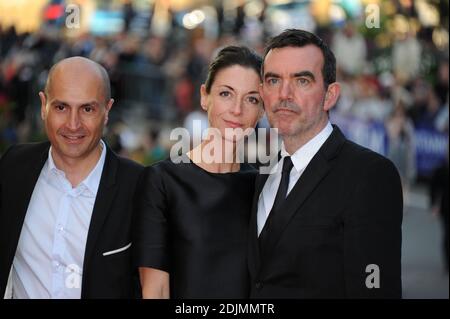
[0,57,143,299]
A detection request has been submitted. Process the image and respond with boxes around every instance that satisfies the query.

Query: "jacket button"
[255,282,263,289]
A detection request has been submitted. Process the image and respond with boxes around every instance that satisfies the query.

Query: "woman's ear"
[200,84,208,111]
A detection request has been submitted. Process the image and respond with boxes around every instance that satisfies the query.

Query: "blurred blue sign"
[331,112,448,177]
[90,10,124,35]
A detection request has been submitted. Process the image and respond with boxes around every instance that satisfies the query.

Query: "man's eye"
[56,105,65,111]
[297,78,310,86]
[267,78,279,85]
[84,106,93,113]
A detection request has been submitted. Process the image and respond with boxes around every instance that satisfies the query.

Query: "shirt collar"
[280,121,333,173]
[45,140,107,196]
[82,140,106,196]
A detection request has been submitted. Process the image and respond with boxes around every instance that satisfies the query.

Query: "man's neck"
[51,143,103,188]
[283,121,329,155]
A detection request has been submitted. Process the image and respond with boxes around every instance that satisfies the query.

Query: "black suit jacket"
[0,142,143,298]
[248,126,403,298]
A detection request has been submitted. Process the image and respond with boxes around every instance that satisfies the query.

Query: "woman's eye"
[219,91,231,97]
[247,96,260,105]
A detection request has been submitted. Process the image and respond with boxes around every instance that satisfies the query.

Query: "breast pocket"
[103,242,132,257]
[102,242,133,281]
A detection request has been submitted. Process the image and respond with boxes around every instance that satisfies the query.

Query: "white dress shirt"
[11,140,106,299]
[257,122,333,236]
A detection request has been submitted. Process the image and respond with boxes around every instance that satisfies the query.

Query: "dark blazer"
[248,125,403,298]
[0,141,143,298]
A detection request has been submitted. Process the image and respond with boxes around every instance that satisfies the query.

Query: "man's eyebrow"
[264,72,280,80]
[50,100,100,107]
[50,100,69,106]
[80,101,100,107]
[293,71,315,81]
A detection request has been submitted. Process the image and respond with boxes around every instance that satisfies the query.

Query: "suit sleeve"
[0,153,3,214]
[344,156,403,298]
[0,146,14,217]
[132,165,170,272]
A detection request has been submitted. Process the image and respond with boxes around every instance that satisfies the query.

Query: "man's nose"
[66,110,81,130]
[280,81,293,100]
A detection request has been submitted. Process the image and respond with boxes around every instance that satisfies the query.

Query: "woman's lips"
[223,120,243,128]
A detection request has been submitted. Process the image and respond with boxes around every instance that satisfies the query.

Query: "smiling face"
[40,60,113,165]
[200,64,263,142]
[261,45,340,146]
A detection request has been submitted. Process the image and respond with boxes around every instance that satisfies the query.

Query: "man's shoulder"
[108,149,144,175]
[341,139,385,160]
[340,139,398,175]
[1,141,50,163]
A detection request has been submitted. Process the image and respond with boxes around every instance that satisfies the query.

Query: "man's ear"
[200,84,208,111]
[39,91,47,120]
[323,82,341,112]
[257,106,265,121]
[104,98,114,125]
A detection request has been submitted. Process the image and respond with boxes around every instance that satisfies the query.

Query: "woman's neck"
[188,137,240,173]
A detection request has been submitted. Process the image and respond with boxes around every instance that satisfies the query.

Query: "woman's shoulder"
[140,158,190,194]
[146,156,189,174]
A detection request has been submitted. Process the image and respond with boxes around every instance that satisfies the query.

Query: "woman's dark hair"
[204,45,262,93]
[263,29,336,88]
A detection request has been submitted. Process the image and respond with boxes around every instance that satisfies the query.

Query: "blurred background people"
[386,102,417,201]
[0,0,448,299]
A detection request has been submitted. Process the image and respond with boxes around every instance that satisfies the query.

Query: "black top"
[133,156,257,298]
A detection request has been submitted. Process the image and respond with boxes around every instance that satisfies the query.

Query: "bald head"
[39,57,114,168]
[45,56,111,103]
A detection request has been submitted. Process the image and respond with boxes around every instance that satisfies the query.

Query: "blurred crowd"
[331,21,448,189]
[0,1,448,189]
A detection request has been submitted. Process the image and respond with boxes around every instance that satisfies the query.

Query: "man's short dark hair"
[263,29,336,88]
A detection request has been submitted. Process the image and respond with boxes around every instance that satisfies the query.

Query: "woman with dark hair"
[134,46,264,299]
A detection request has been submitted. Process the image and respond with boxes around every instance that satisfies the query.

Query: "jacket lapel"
[259,153,331,262]
[248,172,269,276]
[258,126,347,266]
[82,146,119,293]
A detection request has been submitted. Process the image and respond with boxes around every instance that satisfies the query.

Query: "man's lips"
[60,134,86,143]
[274,108,298,115]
